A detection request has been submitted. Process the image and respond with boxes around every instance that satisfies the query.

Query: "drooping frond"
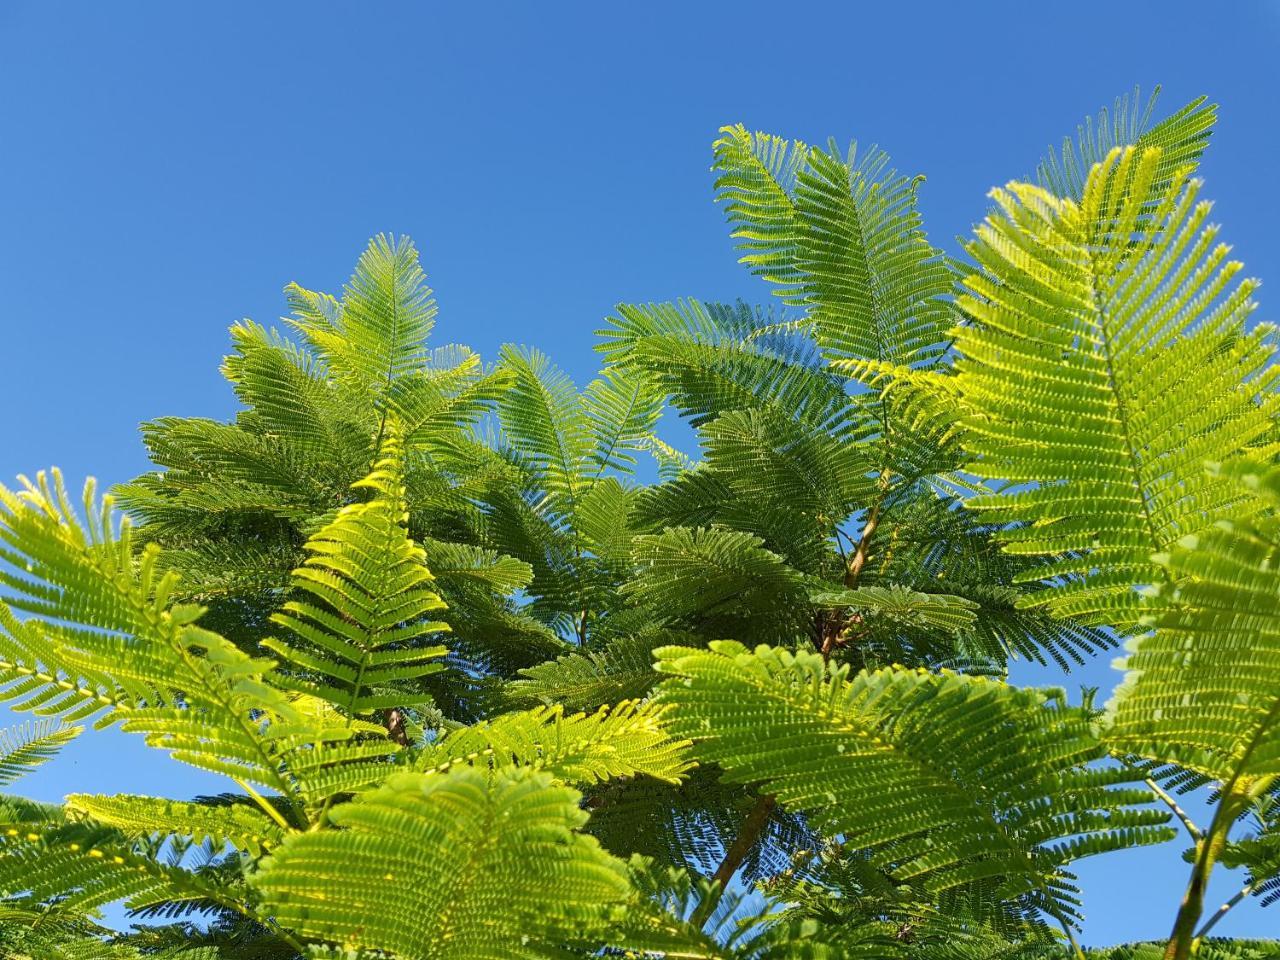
[510,632,667,711]
[286,234,438,401]
[0,719,80,785]
[0,471,384,806]
[954,146,1278,626]
[65,794,285,857]
[0,601,125,724]
[251,767,633,959]
[600,300,851,430]
[0,822,244,919]
[624,527,806,624]
[415,701,691,785]
[1106,458,1280,784]
[1035,86,1217,201]
[701,407,878,521]
[264,434,450,717]
[809,585,979,633]
[655,642,1174,928]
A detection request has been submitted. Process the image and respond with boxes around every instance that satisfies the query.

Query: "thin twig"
[1145,777,1204,842]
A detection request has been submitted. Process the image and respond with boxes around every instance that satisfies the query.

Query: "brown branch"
[385,707,410,746]
[843,503,882,590]
[690,793,777,929]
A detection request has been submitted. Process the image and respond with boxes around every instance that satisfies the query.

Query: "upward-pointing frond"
[251,767,633,959]
[0,719,80,786]
[954,146,1278,626]
[265,432,450,717]
[1035,86,1217,201]
[286,234,438,400]
[714,125,955,371]
[582,365,664,475]
[496,344,595,509]
[713,125,809,291]
[654,642,1174,929]
[791,141,954,373]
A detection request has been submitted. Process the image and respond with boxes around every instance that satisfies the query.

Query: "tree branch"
[689,793,776,930]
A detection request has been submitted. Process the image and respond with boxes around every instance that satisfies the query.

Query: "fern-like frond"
[712,126,808,291]
[712,125,955,438]
[1035,86,1217,200]
[251,767,633,959]
[954,146,1278,626]
[0,471,383,808]
[286,234,437,401]
[65,794,285,857]
[582,365,664,475]
[655,642,1174,927]
[809,585,979,633]
[0,719,80,785]
[510,632,666,711]
[624,527,805,622]
[1106,458,1280,784]
[497,344,594,510]
[264,434,450,717]
[600,300,851,430]
[415,701,691,785]
[0,822,244,918]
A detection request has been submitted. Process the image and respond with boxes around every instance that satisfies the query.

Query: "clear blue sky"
[2,1,1278,946]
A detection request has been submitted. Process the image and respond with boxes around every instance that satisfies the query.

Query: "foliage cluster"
[2,87,1278,960]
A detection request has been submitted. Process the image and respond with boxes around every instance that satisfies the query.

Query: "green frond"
[790,140,953,373]
[0,719,80,785]
[954,145,1278,626]
[252,766,633,959]
[65,794,285,857]
[1106,458,1280,784]
[624,526,806,622]
[416,700,692,785]
[264,435,450,717]
[1036,86,1217,200]
[418,537,534,594]
[810,585,979,633]
[0,600,126,724]
[655,642,1174,927]
[713,125,954,384]
[702,407,878,522]
[582,365,665,475]
[388,352,513,453]
[0,470,354,801]
[510,632,666,711]
[600,300,851,430]
[0,822,242,917]
[712,125,809,291]
[221,320,371,465]
[286,234,437,400]
[497,344,595,510]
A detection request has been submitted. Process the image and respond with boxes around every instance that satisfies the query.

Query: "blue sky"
[2,0,1279,946]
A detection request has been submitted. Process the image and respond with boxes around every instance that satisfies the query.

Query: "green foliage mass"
[1,85,1277,960]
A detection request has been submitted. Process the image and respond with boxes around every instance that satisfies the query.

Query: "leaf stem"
[1145,776,1205,843]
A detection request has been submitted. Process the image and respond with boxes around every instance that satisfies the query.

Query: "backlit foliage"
[1,87,1277,960]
